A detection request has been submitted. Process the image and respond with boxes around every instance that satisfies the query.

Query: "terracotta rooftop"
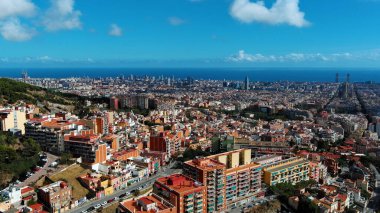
[120,195,175,213]
[155,174,203,194]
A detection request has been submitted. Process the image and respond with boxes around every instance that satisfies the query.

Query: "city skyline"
[1,0,380,68]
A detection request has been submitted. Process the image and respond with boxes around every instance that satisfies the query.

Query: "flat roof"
[155,174,203,194]
[185,158,225,171]
[120,195,174,213]
[265,158,308,173]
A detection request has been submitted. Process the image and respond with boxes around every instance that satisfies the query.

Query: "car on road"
[94,204,101,209]
[108,198,115,203]
[81,211,87,213]
[87,206,95,212]
[101,201,107,206]
[32,167,41,172]
[119,193,126,198]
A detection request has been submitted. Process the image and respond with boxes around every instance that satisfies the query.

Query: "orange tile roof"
[155,174,203,194]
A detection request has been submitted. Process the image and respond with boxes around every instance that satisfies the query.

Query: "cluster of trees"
[177,147,211,162]
[361,155,380,169]
[0,78,41,104]
[0,78,111,118]
[0,78,80,105]
[0,132,41,188]
[269,180,318,213]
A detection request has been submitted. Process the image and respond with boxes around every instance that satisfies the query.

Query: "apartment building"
[118,194,175,213]
[25,118,75,153]
[263,157,310,186]
[38,181,72,213]
[64,135,107,164]
[0,107,26,134]
[233,140,291,156]
[183,149,262,211]
[149,132,180,158]
[153,174,206,213]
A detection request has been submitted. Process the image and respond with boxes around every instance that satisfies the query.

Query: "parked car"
[94,204,101,209]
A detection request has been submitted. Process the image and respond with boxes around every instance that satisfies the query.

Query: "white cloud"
[228,50,276,62]
[168,17,185,26]
[0,18,36,41]
[227,50,356,63]
[42,0,82,31]
[230,0,310,27]
[109,24,123,36]
[0,58,9,62]
[0,0,36,19]
[0,0,37,41]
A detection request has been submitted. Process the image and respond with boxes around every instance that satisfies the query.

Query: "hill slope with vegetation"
[0,78,109,116]
[0,133,41,188]
[0,78,80,107]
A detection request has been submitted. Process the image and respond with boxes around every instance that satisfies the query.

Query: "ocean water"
[0,68,379,82]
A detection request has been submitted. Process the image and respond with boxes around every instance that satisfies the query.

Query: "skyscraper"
[335,73,339,83]
[244,76,249,91]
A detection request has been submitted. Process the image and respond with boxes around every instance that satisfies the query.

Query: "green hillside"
[0,78,80,106]
[0,133,41,189]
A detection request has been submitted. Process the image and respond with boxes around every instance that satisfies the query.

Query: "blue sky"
[0,0,380,68]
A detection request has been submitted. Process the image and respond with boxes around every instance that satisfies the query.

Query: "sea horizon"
[0,67,379,82]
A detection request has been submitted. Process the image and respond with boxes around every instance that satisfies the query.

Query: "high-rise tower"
[335,73,339,83]
[244,76,249,91]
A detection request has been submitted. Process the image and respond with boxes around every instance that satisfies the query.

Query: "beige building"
[38,181,72,213]
[263,157,310,186]
[0,107,27,134]
[184,149,263,211]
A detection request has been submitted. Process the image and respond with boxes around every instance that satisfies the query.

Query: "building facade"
[153,174,206,213]
[38,181,72,213]
[184,149,262,211]
[263,157,310,186]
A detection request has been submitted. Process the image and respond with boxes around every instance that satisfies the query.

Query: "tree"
[60,152,73,165]
[296,196,317,213]
[182,148,210,162]
[164,125,172,131]
[27,199,37,206]
[317,140,329,151]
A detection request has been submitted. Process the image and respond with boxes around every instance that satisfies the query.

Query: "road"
[69,165,182,213]
[368,164,380,212]
[17,152,59,188]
